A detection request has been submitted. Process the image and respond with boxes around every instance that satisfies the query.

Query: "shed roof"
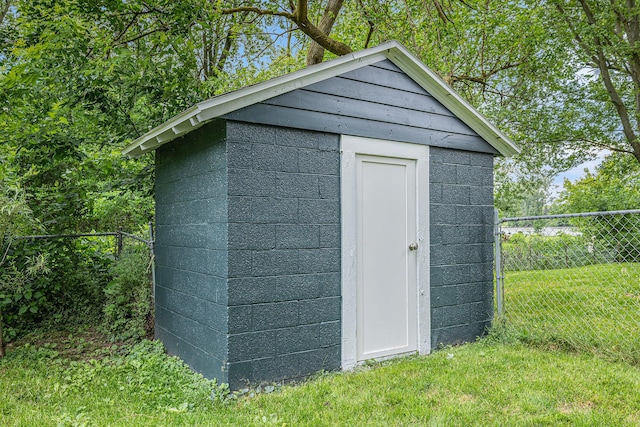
[123,41,520,157]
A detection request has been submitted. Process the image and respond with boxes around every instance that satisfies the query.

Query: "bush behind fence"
[498,210,640,364]
[0,228,154,343]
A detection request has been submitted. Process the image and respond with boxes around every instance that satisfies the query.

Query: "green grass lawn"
[2,331,640,426]
[503,263,640,364]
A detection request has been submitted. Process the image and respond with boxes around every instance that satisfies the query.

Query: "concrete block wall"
[429,146,494,348]
[154,123,229,382]
[225,121,342,388]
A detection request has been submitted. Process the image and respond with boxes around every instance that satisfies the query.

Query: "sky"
[550,151,610,198]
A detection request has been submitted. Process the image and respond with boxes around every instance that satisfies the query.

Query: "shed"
[124,41,519,388]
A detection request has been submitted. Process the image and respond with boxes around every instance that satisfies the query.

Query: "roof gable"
[123,41,519,157]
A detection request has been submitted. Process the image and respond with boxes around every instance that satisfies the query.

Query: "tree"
[552,1,640,163]
[0,186,46,357]
[559,152,640,262]
[560,152,640,213]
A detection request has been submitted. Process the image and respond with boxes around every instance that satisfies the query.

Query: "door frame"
[340,135,430,370]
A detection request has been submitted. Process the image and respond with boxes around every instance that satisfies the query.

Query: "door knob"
[409,243,419,251]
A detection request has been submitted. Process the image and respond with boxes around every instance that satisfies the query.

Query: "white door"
[356,155,417,360]
[341,135,430,369]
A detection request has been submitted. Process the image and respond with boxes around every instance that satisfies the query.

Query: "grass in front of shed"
[1,332,640,426]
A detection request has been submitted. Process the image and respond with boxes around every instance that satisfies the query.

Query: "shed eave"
[123,40,520,158]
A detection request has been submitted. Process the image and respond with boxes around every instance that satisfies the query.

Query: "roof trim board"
[123,41,519,157]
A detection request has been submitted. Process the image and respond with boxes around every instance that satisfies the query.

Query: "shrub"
[102,245,153,341]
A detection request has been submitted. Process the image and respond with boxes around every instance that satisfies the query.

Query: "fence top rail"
[12,231,152,246]
[499,208,640,224]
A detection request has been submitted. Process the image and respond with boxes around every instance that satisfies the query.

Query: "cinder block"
[276,224,320,249]
[252,197,298,223]
[430,244,456,266]
[156,198,226,225]
[155,265,226,303]
[229,223,276,250]
[251,301,300,331]
[227,121,276,144]
[275,324,321,355]
[469,185,493,206]
[430,161,457,184]
[430,183,443,204]
[298,149,340,175]
[459,207,484,229]
[470,153,493,167]
[318,175,340,199]
[479,167,494,186]
[156,326,226,384]
[454,244,484,264]
[318,321,341,347]
[298,248,340,274]
[431,306,445,328]
[430,147,444,164]
[441,303,474,327]
[430,226,443,246]
[442,184,470,205]
[318,134,339,152]
[431,285,458,308]
[228,330,277,362]
[276,346,340,380]
[275,127,318,148]
[317,272,341,297]
[227,305,253,334]
[157,247,226,276]
[155,306,226,358]
[252,249,299,276]
[442,149,470,165]
[431,321,489,348]
[442,264,477,286]
[298,296,341,324]
[228,276,277,305]
[456,282,492,305]
[226,360,254,389]
[252,143,298,172]
[228,196,252,222]
[456,164,480,186]
[227,142,252,169]
[299,199,340,224]
[442,225,472,244]
[276,274,320,301]
[430,204,457,226]
[276,173,319,198]
[430,265,444,286]
[155,285,227,332]
[319,224,340,248]
[228,169,276,196]
[228,250,252,278]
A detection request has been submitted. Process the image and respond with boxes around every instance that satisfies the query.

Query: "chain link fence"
[495,209,640,363]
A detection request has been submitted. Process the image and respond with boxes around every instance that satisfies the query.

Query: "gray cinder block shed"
[124,41,519,389]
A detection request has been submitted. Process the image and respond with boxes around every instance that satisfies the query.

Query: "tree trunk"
[306,0,345,65]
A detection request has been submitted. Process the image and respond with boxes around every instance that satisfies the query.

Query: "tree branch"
[356,0,375,48]
[306,0,345,65]
[577,0,640,160]
[0,0,10,28]
[113,25,170,47]
[220,1,352,62]
[220,6,294,20]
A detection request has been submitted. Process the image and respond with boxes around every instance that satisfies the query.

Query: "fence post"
[148,222,156,303]
[494,208,504,318]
